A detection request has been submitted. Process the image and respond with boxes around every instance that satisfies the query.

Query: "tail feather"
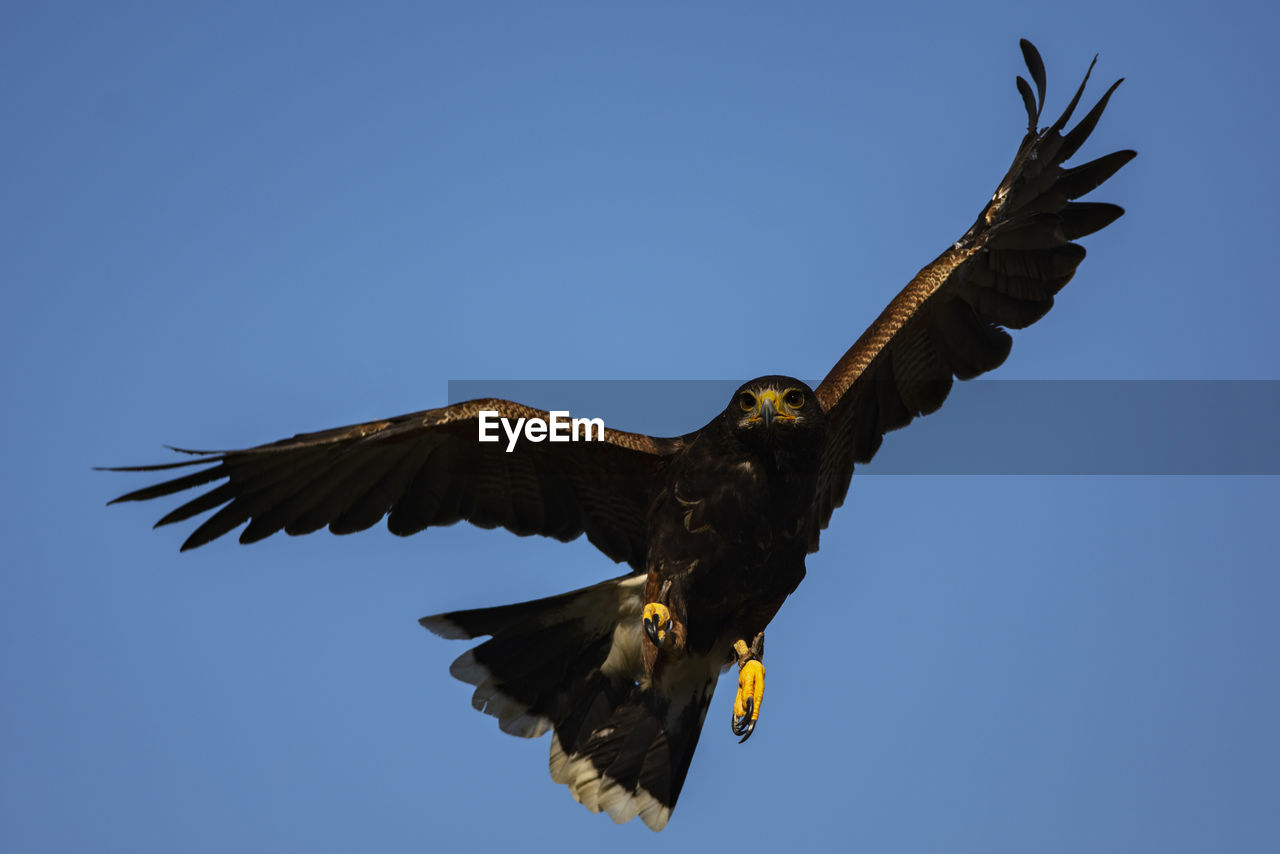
[549,670,716,830]
[420,574,718,831]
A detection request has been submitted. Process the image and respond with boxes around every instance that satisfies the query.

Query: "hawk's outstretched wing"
[103,399,679,569]
[811,40,1134,534]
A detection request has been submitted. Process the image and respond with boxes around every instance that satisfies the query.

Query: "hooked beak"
[758,396,778,429]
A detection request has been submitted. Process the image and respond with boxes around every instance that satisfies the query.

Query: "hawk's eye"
[738,392,757,412]
[784,389,804,409]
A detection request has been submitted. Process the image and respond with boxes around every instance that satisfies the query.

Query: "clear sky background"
[4,2,1279,852]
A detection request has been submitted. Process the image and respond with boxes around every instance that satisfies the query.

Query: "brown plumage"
[103,41,1133,831]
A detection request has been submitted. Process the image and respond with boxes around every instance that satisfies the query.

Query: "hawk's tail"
[420,574,718,831]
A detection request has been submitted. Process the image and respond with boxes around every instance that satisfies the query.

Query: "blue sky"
[4,2,1279,851]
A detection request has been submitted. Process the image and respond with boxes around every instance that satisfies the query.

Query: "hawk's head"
[725,375,825,449]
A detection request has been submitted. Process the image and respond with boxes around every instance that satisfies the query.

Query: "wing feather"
[811,40,1133,538]
[104,399,679,569]
[1019,39,1047,114]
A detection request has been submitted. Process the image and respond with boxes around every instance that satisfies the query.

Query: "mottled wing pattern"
[104,399,679,570]
[811,41,1134,534]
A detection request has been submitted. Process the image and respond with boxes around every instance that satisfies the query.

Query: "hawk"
[104,41,1132,831]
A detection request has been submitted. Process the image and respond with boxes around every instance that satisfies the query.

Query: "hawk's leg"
[643,580,674,649]
[731,633,765,743]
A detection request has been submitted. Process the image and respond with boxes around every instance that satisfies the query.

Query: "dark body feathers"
[645,377,826,660]
[103,42,1132,831]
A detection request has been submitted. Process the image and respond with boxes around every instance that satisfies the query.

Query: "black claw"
[644,616,660,646]
[732,696,756,743]
[643,614,670,648]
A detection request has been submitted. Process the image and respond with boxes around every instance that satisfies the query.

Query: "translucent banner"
[447,380,1280,475]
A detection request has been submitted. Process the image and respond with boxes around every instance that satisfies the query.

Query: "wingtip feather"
[1019,39,1046,115]
[1016,76,1038,130]
[1049,53,1099,135]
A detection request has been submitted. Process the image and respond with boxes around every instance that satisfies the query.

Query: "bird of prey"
[104,41,1132,831]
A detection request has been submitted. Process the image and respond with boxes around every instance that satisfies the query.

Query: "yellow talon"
[732,638,765,743]
[643,602,672,647]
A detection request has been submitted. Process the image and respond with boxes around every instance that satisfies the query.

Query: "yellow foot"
[643,602,673,648]
[732,636,765,743]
